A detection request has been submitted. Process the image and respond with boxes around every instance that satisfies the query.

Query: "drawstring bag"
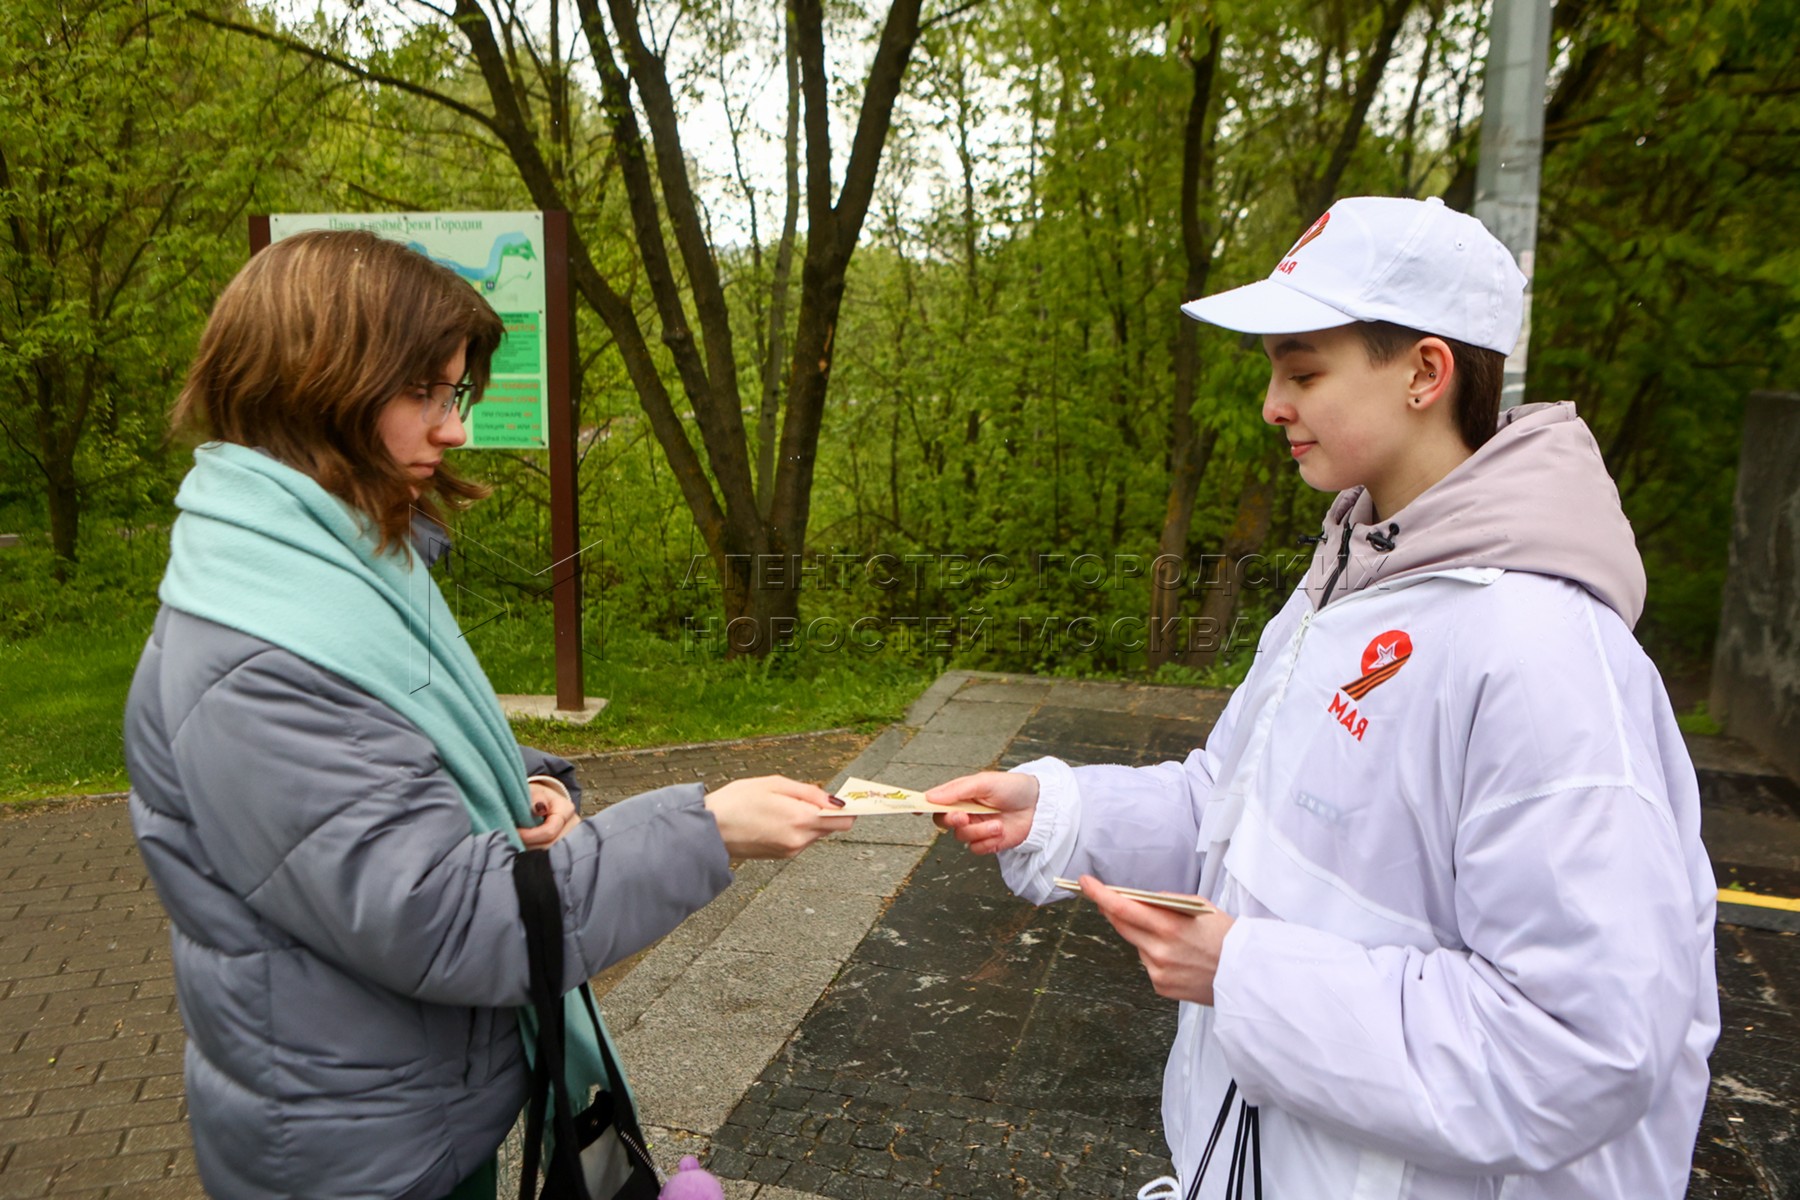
[513,850,661,1200]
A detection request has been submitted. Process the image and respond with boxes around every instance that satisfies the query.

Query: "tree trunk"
[1148,25,1222,669]
[1183,464,1276,670]
[46,465,80,582]
[756,3,803,519]
[764,0,924,576]
[716,531,803,656]
[1158,3,1408,665]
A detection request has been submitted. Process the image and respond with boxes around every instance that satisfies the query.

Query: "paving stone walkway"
[0,732,870,1199]
[659,674,1800,1200]
[709,687,1234,1199]
[4,675,1797,1200]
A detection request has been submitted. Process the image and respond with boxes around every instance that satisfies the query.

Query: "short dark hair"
[172,230,506,553]
[1353,321,1504,452]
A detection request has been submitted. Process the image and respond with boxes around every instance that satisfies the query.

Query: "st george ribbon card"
[1052,877,1218,915]
[833,777,1000,816]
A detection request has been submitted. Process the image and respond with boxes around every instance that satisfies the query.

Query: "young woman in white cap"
[928,196,1717,1200]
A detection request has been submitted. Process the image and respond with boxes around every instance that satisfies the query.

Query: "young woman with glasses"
[123,230,852,1200]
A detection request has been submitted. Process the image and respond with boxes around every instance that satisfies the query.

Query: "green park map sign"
[267,212,549,449]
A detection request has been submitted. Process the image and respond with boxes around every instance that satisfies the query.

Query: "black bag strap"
[1245,1106,1263,1200]
[514,849,593,1200]
[574,982,656,1174]
[1182,1081,1262,1200]
[1183,1080,1236,1200]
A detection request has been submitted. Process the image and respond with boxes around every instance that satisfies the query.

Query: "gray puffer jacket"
[124,585,732,1198]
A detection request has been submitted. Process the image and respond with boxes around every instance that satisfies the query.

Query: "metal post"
[1473,0,1553,408]
[543,211,585,711]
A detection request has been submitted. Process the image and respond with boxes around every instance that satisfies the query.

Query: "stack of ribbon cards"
[1053,877,1217,915]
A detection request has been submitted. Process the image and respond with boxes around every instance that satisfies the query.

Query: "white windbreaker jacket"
[1000,404,1719,1200]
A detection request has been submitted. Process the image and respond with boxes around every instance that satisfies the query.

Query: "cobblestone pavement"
[711,685,1223,1199]
[1689,765,1800,1199]
[709,675,1800,1200]
[0,731,870,1200]
[0,803,189,1199]
[5,671,1798,1200]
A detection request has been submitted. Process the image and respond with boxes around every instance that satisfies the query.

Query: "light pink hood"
[1302,401,1646,627]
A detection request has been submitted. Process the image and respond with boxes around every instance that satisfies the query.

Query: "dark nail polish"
[828,795,847,807]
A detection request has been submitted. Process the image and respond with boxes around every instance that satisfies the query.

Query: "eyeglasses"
[415,380,476,427]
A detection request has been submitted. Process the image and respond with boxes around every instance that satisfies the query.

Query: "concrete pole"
[1472,0,1553,408]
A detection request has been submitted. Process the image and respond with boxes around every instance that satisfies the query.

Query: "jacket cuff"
[998,757,1080,905]
[527,774,572,804]
[519,745,583,808]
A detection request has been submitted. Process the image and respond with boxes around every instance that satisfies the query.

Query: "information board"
[266,212,549,449]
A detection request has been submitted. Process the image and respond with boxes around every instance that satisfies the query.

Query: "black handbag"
[513,849,662,1200]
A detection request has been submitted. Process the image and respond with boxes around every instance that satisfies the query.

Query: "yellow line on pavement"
[1718,888,1800,913]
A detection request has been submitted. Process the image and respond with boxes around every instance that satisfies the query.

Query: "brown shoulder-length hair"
[171,229,506,553]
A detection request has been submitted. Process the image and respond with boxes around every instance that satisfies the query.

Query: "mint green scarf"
[160,441,616,1110]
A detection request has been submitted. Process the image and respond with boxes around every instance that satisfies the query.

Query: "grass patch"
[459,608,934,759]
[0,615,154,803]
[0,575,932,803]
[1676,700,1724,737]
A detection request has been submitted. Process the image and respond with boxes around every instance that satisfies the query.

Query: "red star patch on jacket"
[1342,630,1412,700]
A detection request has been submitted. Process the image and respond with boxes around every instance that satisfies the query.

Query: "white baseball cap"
[1180,196,1528,355]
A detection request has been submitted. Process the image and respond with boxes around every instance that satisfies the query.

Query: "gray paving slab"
[772,842,929,899]
[884,728,1012,769]
[916,698,1037,740]
[902,670,973,727]
[833,821,941,848]
[955,681,1056,706]
[1130,687,1231,722]
[1688,734,1785,778]
[600,859,785,1032]
[833,816,942,847]
[618,948,845,1132]
[712,886,890,963]
[1047,679,1143,709]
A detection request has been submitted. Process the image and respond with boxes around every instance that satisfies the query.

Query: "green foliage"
[0,529,163,802]
[0,0,1787,799]
[1531,0,1799,663]
[0,0,331,564]
[1675,701,1723,738]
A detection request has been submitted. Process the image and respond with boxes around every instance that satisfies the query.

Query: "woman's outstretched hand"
[926,771,1040,855]
[705,775,854,859]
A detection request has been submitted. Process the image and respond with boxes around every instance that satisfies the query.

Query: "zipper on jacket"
[1318,517,1354,608]
[1284,610,1313,691]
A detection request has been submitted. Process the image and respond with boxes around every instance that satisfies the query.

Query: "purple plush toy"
[658,1156,726,1200]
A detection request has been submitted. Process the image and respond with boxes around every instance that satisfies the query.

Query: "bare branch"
[1310,0,1414,215]
[185,11,502,134]
[921,0,987,33]
[831,0,926,244]
[600,0,749,483]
